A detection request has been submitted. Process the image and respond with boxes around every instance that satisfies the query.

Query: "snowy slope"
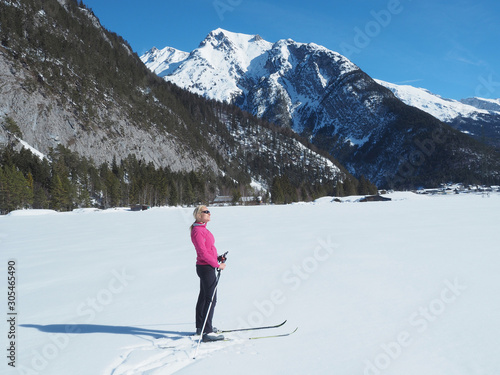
[17,139,47,160]
[460,97,500,112]
[140,47,190,78]
[141,29,274,103]
[2,193,500,375]
[376,79,500,147]
[374,79,496,122]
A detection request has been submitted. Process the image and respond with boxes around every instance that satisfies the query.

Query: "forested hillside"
[0,0,376,214]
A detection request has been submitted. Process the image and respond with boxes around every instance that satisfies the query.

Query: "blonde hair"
[190,205,207,232]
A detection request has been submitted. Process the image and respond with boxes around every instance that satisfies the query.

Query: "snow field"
[1,192,499,374]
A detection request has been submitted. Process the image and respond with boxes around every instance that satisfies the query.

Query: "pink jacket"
[191,223,219,268]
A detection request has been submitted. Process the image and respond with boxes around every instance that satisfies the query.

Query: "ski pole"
[193,271,220,359]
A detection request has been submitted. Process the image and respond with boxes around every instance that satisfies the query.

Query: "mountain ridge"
[142,28,500,187]
[376,79,500,148]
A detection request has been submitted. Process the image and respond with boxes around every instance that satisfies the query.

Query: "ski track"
[107,335,237,375]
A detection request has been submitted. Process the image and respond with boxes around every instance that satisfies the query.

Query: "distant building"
[359,195,391,202]
[130,204,151,211]
[211,196,261,206]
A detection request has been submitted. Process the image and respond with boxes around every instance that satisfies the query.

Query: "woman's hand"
[218,263,226,271]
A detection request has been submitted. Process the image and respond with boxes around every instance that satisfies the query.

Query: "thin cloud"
[445,41,489,68]
[394,79,424,85]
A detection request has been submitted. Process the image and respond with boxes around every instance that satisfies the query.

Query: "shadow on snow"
[20,323,193,339]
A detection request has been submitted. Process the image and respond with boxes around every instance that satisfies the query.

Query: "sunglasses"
[201,210,210,214]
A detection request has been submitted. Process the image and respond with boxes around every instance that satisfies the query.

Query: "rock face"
[0,48,216,172]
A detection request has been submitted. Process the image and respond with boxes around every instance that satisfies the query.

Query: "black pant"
[196,265,218,334]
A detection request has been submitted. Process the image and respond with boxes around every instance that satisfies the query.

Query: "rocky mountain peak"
[141,29,500,187]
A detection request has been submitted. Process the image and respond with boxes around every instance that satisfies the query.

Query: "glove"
[218,251,228,263]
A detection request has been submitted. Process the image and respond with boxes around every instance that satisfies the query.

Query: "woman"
[190,205,226,342]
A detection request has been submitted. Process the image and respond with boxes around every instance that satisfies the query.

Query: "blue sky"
[81,0,500,100]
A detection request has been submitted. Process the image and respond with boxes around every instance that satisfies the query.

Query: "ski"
[204,327,298,342]
[247,327,298,340]
[158,327,298,349]
[217,320,287,334]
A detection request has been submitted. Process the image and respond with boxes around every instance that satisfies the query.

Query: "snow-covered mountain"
[140,46,190,78]
[142,30,275,103]
[141,29,500,187]
[377,80,500,147]
[141,29,362,133]
[141,29,401,184]
[1,2,348,201]
[375,80,491,122]
[461,97,500,112]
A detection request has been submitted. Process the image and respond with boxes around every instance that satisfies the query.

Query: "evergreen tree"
[33,184,50,209]
[343,178,357,196]
[50,174,66,211]
[183,177,195,206]
[169,182,179,206]
[105,170,121,207]
[2,116,23,139]
[232,188,241,205]
[271,176,285,204]
[358,175,371,195]
[0,165,32,213]
[334,180,345,197]
[26,172,35,206]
